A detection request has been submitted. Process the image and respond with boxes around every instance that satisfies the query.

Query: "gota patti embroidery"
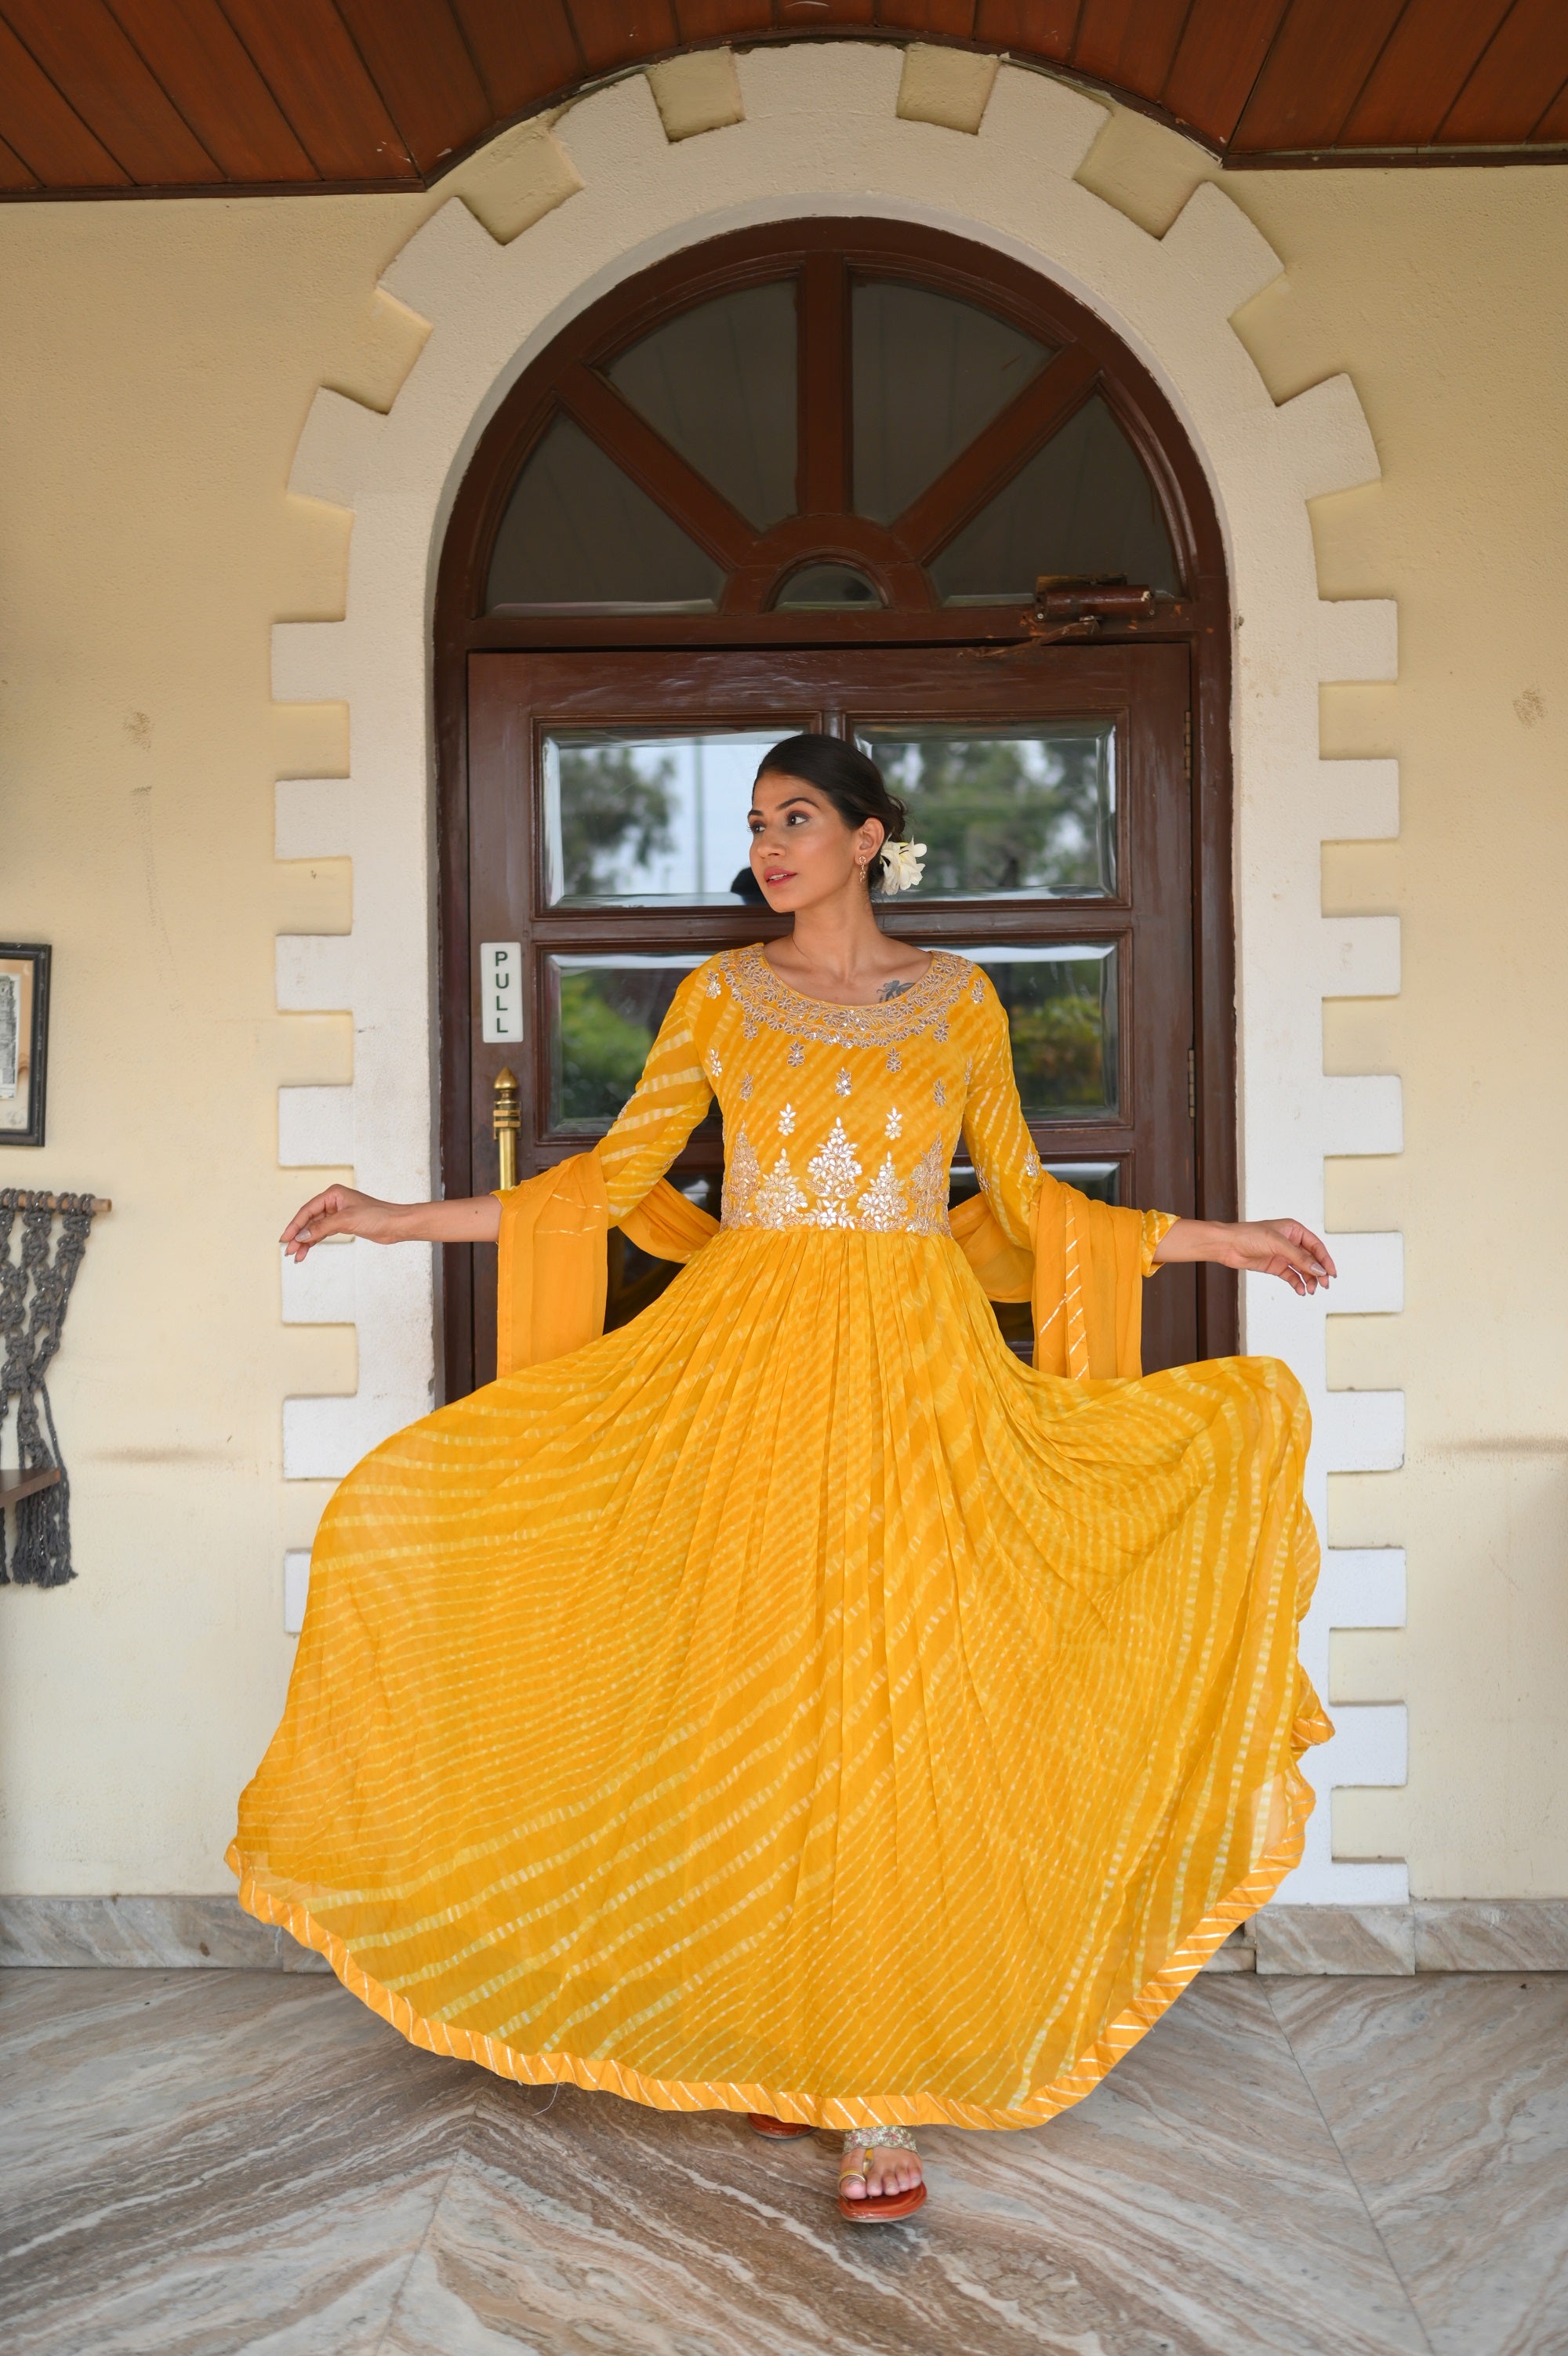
[722,1116,950,1237]
[722,944,969,1047]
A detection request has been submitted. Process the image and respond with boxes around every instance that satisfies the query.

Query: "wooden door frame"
[434,218,1237,1401]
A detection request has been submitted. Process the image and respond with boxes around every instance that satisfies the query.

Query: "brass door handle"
[492,1066,521,1191]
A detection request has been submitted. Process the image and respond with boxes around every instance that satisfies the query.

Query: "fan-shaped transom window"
[483,239,1181,620]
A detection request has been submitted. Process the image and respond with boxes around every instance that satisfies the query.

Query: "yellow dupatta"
[494,1160,1156,1382]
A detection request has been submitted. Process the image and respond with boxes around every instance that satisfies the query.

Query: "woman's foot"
[838,2126,926,2222]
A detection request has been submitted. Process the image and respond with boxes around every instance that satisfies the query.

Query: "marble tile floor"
[2,1967,1564,2356]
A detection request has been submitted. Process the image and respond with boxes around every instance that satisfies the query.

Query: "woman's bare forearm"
[281,1186,501,1261]
[1153,1216,1336,1298]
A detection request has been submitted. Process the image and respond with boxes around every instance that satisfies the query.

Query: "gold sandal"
[837,2125,927,2223]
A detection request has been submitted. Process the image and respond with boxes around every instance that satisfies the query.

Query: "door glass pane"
[487,416,726,614]
[857,724,1115,898]
[951,1159,1120,1210]
[961,944,1120,1118]
[852,280,1052,525]
[605,281,797,534]
[544,730,797,906]
[546,953,708,1131]
[931,396,1178,606]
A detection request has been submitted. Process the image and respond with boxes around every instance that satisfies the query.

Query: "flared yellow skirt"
[231,1229,1329,2130]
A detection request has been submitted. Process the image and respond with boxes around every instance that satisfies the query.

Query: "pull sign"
[480,942,523,1044]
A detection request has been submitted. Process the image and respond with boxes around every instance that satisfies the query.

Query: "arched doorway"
[436,220,1235,1395]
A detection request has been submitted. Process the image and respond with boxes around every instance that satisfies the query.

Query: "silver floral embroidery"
[787,1040,804,1068]
[806,1119,862,1227]
[755,1150,808,1225]
[933,1019,949,1044]
[743,1017,760,1042]
[933,1078,947,1106]
[706,971,722,998]
[835,1066,851,1097]
[971,975,985,1004]
[739,1072,753,1102]
[857,1154,908,1232]
[1024,1144,1040,1178]
[778,1102,797,1136]
[885,1107,903,1139]
[705,1051,723,1080]
[886,1047,902,1074]
[721,1124,760,1225]
[907,1137,949,1236]
[723,942,967,1046]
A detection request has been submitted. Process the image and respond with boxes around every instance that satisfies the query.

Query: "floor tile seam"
[1261,1980,1439,2356]
[374,2080,539,2353]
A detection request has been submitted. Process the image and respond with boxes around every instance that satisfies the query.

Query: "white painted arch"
[273,42,1405,1904]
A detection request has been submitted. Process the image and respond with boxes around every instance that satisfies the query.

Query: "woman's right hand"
[281,1187,406,1262]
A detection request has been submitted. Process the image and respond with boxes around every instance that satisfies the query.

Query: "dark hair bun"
[753,734,907,890]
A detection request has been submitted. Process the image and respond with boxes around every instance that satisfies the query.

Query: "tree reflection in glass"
[858,725,1115,898]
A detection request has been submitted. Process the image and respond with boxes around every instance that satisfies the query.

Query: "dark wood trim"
[895,344,1102,563]
[554,361,757,571]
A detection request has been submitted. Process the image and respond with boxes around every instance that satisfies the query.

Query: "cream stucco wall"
[1,51,1563,1901]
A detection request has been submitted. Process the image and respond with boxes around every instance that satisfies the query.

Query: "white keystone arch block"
[284,1549,311,1634]
[1320,917,1399,998]
[1318,600,1397,683]
[284,1391,417,1480]
[1323,1232,1403,1315]
[275,779,352,859]
[281,1237,355,1324]
[1316,1389,1405,1473]
[278,1085,354,1168]
[972,49,1107,175]
[1317,759,1399,841]
[289,387,388,509]
[1322,1074,1402,1157]
[272,622,349,705]
[381,191,508,321]
[1319,1548,1406,1629]
[1276,374,1381,501]
[1160,181,1283,317]
[276,934,352,1013]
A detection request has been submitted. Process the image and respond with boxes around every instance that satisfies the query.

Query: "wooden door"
[452,640,1198,1386]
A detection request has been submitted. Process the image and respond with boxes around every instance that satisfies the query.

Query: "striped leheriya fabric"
[232,951,1329,2129]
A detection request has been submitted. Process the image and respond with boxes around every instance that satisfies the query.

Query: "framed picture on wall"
[0,943,50,1148]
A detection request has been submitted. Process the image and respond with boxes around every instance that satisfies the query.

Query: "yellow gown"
[231,946,1330,2131]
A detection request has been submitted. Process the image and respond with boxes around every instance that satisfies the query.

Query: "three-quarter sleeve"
[592,969,713,1220]
[960,980,1044,1250]
[960,969,1179,1272]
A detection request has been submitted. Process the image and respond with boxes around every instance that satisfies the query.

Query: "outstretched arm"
[1152,1216,1335,1297]
[281,1188,497,1261]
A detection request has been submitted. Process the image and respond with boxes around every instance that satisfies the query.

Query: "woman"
[237,735,1333,2224]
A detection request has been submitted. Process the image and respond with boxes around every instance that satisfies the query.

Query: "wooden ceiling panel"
[569,0,681,76]
[673,1,778,37]
[1440,0,1568,144]
[0,0,1564,196]
[1340,0,1516,149]
[1073,0,1190,95]
[216,0,418,180]
[2,0,222,180]
[0,14,130,182]
[875,0,981,35]
[332,0,492,170]
[0,125,42,189]
[1160,0,1289,147]
[106,0,318,180]
[1232,0,1410,151]
[450,0,582,112]
[972,1,1081,49]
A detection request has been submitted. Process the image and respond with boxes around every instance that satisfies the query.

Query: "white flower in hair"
[881,839,927,895]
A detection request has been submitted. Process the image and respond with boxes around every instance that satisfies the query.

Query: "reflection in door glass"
[858,725,1115,897]
[543,731,796,905]
[547,953,707,1131]
[605,281,798,535]
[961,945,1119,1118]
[487,417,726,614]
[852,280,1051,525]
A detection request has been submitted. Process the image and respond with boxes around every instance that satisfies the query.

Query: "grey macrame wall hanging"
[0,1188,107,1588]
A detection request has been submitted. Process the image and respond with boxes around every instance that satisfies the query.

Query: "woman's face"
[748,770,884,914]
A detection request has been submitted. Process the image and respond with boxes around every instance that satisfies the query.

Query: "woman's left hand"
[1155,1218,1336,1295]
